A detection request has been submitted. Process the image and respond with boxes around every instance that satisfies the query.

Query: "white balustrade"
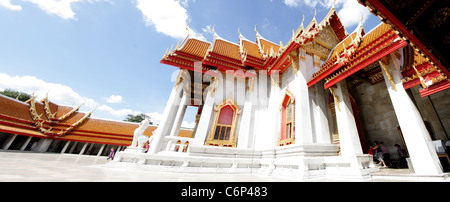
[165,136,193,153]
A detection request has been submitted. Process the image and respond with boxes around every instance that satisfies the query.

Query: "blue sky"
[0,0,380,128]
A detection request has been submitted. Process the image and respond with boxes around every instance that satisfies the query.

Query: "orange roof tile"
[0,94,193,146]
[241,40,263,60]
[0,124,46,138]
[178,38,211,59]
[55,105,75,119]
[359,23,391,50]
[0,95,33,122]
[259,38,280,56]
[212,39,242,61]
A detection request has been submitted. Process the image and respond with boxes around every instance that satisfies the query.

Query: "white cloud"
[283,0,327,8]
[97,104,140,117]
[145,111,195,129]
[181,121,195,129]
[18,0,111,20]
[0,72,96,108]
[145,111,164,125]
[23,0,82,20]
[135,0,204,40]
[282,0,369,30]
[201,25,214,35]
[0,0,22,11]
[0,72,139,119]
[106,95,123,104]
[337,0,370,29]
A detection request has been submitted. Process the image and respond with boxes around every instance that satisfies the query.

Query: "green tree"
[123,113,153,124]
[0,89,31,102]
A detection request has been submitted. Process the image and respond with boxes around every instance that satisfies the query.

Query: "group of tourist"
[368,141,407,168]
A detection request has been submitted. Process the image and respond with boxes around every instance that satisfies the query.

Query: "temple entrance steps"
[369,168,450,181]
[110,144,383,180]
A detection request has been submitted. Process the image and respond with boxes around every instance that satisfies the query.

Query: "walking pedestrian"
[107,147,115,161]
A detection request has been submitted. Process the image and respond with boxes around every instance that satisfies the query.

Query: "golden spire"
[301,14,305,27]
[186,22,190,32]
[313,8,317,22]
[163,48,169,59]
[169,44,173,55]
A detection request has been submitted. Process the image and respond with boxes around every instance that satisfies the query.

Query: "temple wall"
[348,81,402,159]
[410,86,450,141]
[429,90,450,140]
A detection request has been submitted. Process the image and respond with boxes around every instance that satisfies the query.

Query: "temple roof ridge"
[256,32,278,46]
[320,5,348,38]
[178,34,211,51]
[0,93,29,107]
[213,32,240,47]
[324,18,366,61]
[239,32,254,44]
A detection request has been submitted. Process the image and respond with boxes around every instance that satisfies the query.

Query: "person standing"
[379,142,391,167]
[107,147,115,161]
[394,144,407,168]
[373,141,387,168]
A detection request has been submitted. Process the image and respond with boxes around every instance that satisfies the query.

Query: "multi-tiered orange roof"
[161,4,448,97]
[0,94,192,146]
[161,6,348,77]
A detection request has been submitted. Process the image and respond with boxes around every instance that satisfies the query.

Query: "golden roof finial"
[169,44,173,55]
[313,8,317,21]
[163,48,169,59]
[301,14,305,27]
[254,24,259,34]
[413,65,428,89]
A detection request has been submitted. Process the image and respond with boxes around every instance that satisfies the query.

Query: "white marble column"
[166,91,189,151]
[79,143,89,155]
[381,53,442,175]
[86,143,95,155]
[97,144,106,156]
[294,57,314,144]
[263,73,281,149]
[148,83,184,154]
[60,141,71,154]
[333,80,363,157]
[237,82,256,149]
[312,80,332,143]
[192,87,216,146]
[68,142,78,153]
[20,136,33,151]
[2,134,17,150]
[35,138,53,153]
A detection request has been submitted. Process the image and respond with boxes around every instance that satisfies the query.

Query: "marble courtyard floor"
[0,150,448,182]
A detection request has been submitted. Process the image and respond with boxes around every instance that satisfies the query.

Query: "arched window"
[205,96,241,147]
[183,141,189,153]
[175,140,181,152]
[279,91,295,146]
